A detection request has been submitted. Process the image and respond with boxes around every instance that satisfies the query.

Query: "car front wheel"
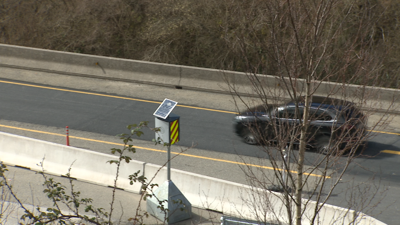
[241,127,259,145]
[316,136,332,155]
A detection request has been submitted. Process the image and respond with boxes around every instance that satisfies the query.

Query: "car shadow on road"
[356,141,400,159]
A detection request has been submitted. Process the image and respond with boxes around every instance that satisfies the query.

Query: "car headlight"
[233,116,246,122]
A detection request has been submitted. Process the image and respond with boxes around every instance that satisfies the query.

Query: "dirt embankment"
[0,0,399,86]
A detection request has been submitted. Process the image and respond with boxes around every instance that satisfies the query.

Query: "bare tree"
[223,0,396,224]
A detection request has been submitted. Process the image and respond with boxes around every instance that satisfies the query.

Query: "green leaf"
[121,156,132,163]
[107,160,119,164]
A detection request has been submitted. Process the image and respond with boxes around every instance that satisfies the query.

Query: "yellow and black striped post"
[169,119,179,145]
[155,113,180,145]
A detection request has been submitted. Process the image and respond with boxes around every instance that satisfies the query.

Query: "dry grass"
[0,0,399,86]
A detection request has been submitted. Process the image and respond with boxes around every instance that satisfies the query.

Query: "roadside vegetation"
[0,0,399,87]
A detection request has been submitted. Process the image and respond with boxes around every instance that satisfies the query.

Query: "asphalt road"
[0,78,268,158]
[1,78,400,224]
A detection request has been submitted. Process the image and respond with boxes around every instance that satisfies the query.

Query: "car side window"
[309,109,332,121]
[276,107,303,119]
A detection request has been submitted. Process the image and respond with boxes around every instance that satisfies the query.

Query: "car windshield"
[240,104,277,116]
[239,96,365,122]
[275,107,303,119]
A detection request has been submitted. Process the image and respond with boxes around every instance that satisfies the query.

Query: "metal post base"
[147,180,192,224]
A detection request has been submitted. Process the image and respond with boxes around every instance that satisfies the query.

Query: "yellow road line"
[368,130,400,136]
[4,79,399,135]
[381,150,400,155]
[0,124,66,137]
[0,79,237,114]
[0,124,328,178]
[177,152,324,178]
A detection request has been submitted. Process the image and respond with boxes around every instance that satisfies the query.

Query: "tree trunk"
[295,79,311,225]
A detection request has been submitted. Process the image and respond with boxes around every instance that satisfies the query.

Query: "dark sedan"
[233,96,368,154]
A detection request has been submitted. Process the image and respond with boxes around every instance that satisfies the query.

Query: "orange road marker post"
[66,126,70,146]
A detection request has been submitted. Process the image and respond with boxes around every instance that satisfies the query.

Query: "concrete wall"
[0,44,246,93]
[0,131,385,224]
[0,131,144,192]
[0,44,398,113]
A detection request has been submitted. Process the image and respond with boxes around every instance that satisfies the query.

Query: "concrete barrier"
[141,162,385,224]
[0,131,385,224]
[0,44,398,114]
[0,131,144,192]
[0,44,212,91]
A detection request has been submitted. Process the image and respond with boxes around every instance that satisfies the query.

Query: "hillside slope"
[1,0,399,86]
